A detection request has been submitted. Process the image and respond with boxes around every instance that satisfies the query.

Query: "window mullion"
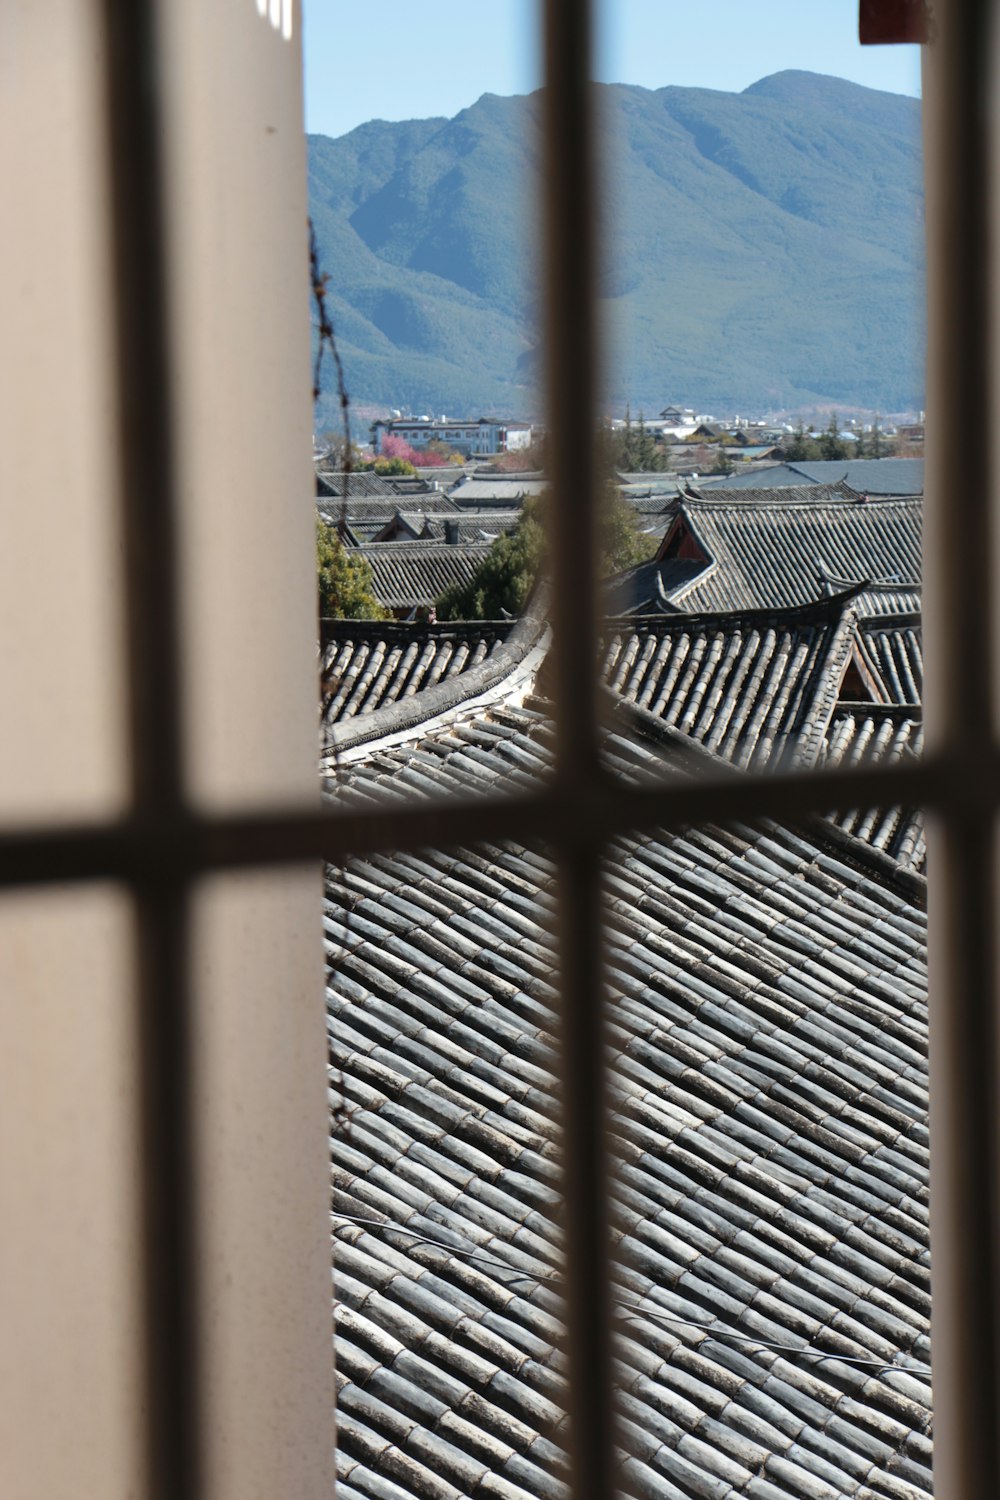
[543,3,616,1499]
[100,3,201,1498]
[922,3,1000,1495]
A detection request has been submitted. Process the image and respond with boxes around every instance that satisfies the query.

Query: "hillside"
[308,71,925,423]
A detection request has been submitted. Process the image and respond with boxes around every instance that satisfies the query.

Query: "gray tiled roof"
[322,621,517,722]
[854,619,923,705]
[451,477,548,506]
[365,510,516,545]
[663,496,922,613]
[317,470,439,499]
[822,705,925,871]
[788,459,925,496]
[320,493,462,538]
[322,599,925,864]
[699,460,924,496]
[616,492,682,528]
[598,599,855,771]
[419,512,522,543]
[605,558,707,615]
[617,481,682,503]
[688,482,860,507]
[841,586,923,619]
[326,699,932,1500]
[321,606,549,763]
[357,542,492,611]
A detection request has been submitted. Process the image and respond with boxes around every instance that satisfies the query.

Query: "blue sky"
[301,0,922,140]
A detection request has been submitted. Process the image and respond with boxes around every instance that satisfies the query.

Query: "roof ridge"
[858,611,923,628]
[355,538,492,552]
[600,589,865,633]
[793,603,859,767]
[834,700,924,719]
[321,618,516,645]
[323,591,550,759]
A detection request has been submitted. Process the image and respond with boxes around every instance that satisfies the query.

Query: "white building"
[371,415,532,457]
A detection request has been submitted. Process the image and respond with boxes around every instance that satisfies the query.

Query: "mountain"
[308,71,925,423]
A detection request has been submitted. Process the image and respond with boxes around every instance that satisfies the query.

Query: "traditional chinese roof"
[321,607,550,764]
[417,512,523,544]
[326,694,932,1500]
[604,559,706,615]
[317,470,439,499]
[699,459,924,496]
[657,495,922,614]
[598,598,856,770]
[826,585,922,619]
[687,482,860,507]
[320,494,463,542]
[852,618,923,705]
[616,475,683,502]
[321,620,517,724]
[450,476,548,507]
[356,542,492,612]
[616,491,683,530]
[822,705,925,872]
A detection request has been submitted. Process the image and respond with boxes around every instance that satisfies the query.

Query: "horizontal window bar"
[0,748,982,890]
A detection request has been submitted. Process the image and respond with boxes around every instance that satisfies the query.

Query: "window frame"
[2,2,995,1499]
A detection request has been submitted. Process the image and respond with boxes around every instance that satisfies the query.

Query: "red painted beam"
[859,0,929,44]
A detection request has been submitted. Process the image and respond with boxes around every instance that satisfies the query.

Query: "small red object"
[859,0,929,44]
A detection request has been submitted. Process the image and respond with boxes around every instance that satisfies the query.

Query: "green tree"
[317,522,387,620]
[437,501,545,620]
[634,412,666,472]
[781,422,821,462]
[819,412,848,462]
[605,408,667,473]
[436,489,655,620]
[616,405,638,471]
[372,456,417,476]
[599,487,659,572]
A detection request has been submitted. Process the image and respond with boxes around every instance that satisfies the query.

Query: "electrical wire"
[331,1210,932,1381]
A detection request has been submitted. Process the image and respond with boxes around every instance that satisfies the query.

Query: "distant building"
[502,421,534,451]
[658,403,696,424]
[371,416,532,457]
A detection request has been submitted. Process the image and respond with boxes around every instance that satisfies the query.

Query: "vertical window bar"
[542,4,615,1500]
[100,5,200,1500]
[923,1,1000,1495]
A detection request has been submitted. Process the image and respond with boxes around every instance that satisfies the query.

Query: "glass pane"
[306,0,548,786]
[598,591,925,829]
[323,794,934,1500]
[595,0,927,809]
[824,697,925,874]
[605,810,931,1499]
[326,842,569,1500]
[596,2,924,485]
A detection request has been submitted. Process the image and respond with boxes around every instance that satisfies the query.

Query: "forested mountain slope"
[308,71,924,420]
